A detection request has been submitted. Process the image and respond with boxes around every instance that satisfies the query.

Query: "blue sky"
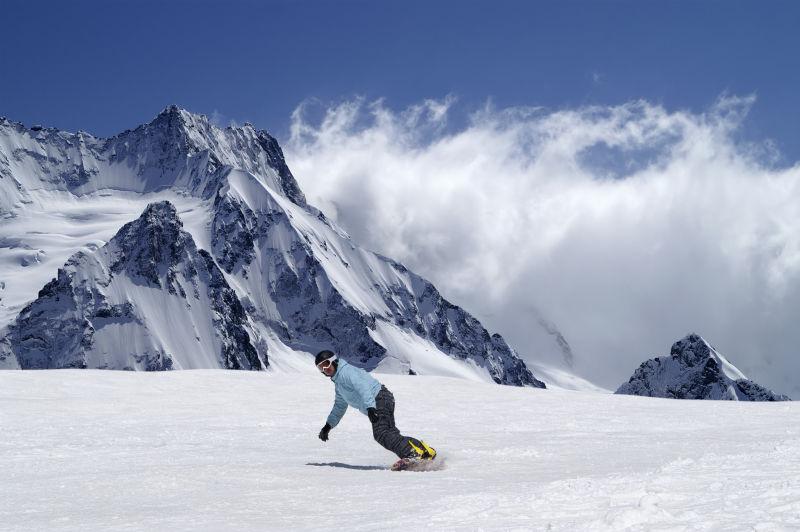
[1,0,799,161]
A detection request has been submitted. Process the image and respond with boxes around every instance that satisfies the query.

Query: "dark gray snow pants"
[371,386,423,459]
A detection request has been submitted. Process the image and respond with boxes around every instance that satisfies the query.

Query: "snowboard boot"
[408,440,437,460]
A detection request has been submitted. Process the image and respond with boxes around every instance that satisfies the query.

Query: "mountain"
[0,106,545,387]
[615,333,790,401]
[0,201,265,370]
[0,106,304,214]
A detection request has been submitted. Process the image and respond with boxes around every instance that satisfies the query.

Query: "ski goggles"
[316,355,338,372]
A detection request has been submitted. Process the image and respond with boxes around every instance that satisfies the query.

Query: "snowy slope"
[0,190,209,333]
[528,360,611,392]
[1,201,265,370]
[0,106,548,387]
[210,168,542,385]
[0,370,798,531]
[616,333,791,401]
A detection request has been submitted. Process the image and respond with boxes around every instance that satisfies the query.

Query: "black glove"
[318,423,331,442]
[367,407,379,424]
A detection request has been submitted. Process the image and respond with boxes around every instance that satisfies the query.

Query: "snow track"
[1,371,798,530]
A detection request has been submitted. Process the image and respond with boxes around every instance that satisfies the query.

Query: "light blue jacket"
[326,360,382,428]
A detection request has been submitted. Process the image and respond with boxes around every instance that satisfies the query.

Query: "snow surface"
[370,320,496,382]
[0,189,209,331]
[1,370,798,531]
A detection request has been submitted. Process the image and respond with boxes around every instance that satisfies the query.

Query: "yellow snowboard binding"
[391,440,438,471]
[408,440,437,460]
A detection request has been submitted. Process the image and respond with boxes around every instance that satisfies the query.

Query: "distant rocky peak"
[158,104,189,119]
[0,106,307,211]
[108,201,194,289]
[670,333,714,367]
[125,106,306,206]
[150,104,213,138]
[617,332,790,401]
[123,104,205,154]
[120,200,183,240]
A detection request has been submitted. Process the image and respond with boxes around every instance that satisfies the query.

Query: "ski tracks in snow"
[1,371,799,531]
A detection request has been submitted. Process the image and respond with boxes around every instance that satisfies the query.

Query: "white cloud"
[284,95,800,397]
[210,109,240,129]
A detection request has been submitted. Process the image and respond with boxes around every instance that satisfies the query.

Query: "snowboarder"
[315,350,437,469]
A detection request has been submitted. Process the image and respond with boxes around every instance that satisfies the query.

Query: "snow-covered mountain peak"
[106,200,193,291]
[157,103,191,119]
[1,200,266,371]
[130,104,198,147]
[125,105,306,205]
[616,333,789,401]
[138,104,224,155]
[119,199,182,236]
[670,333,710,365]
[0,105,306,215]
[669,333,746,380]
[136,198,180,221]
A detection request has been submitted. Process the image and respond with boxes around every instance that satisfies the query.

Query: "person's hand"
[318,423,332,442]
[367,408,379,424]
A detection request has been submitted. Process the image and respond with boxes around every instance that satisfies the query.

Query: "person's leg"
[371,386,423,458]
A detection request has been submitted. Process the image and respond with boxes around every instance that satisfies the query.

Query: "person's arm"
[326,387,348,428]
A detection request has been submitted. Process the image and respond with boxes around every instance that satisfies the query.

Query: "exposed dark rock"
[5,201,266,371]
[616,333,790,401]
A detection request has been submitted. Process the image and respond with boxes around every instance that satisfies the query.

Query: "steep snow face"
[209,170,543,386]
[616,333,790,401]
[0,106,305,215]
[1,201,266,371]
[0,107,546,387]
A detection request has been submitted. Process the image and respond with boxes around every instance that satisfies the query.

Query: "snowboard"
[390,456,444,472]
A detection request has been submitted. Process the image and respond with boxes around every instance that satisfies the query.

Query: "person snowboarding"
[315,350,437,470]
